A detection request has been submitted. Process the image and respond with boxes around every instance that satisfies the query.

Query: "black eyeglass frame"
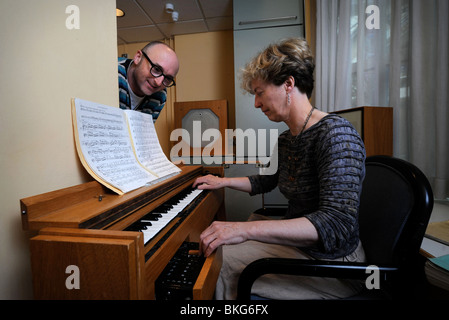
[141,51,176,87]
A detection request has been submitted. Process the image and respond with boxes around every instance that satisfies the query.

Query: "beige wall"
[0,0,118,299]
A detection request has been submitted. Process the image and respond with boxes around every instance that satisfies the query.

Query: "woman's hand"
[193,175,252,193]
[199,217,320,257]
[192,174,227,190]
[199,221,248,257]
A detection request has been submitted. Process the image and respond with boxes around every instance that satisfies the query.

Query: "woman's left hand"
[199,221,248,257]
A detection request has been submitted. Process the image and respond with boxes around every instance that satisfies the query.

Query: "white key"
[140,188,204,244]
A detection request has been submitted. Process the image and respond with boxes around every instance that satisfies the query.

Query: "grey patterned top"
[248,114,366,259]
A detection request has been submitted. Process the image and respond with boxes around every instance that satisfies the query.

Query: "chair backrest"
[358,156,434,266]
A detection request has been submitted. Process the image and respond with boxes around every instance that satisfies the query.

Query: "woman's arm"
[192,174,253,193]
[199,217,319,257]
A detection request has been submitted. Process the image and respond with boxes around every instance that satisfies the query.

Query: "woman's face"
[251,78,288,123]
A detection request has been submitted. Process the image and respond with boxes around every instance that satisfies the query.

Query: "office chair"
[237,155,434,300]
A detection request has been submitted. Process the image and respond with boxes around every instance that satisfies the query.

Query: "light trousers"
[215,216,366,300]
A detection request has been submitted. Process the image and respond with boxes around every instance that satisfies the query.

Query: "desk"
[421,237,449,258]
[421,201,449,258]
[420,201,449,297]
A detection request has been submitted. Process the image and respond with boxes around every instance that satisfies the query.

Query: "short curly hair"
[241,38,315,99]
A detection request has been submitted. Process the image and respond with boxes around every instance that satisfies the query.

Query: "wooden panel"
[20,181,103,230]
[362,107,393,156]
[30,228,144,300]
[334,106,393,157]
[193,247,223,300]
[20,165,202,231]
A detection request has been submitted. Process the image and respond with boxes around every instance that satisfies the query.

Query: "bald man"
[118,41,179,121]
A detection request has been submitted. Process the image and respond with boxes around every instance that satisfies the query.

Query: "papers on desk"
[425,254,449,291]
[422,219,449,291]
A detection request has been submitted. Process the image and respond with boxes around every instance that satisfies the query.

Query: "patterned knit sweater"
[118,58,167,120]
[248,114,366,260]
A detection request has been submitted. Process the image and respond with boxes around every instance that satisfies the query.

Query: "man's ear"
[133,50,143,65]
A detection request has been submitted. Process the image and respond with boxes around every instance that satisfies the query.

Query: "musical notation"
[73,99,159,194]
[124,110,181,179]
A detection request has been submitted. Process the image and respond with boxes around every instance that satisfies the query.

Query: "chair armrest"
[236,258,399,300]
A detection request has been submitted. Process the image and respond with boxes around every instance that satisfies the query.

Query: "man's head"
[128,41,179,97]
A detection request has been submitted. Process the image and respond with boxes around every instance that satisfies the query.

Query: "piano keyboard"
[125,187,204,245]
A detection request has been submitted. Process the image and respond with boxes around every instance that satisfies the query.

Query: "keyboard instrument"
[20,165,224,300]
[125,186,204,246]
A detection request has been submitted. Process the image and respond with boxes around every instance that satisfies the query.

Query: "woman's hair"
[241,38,315,99]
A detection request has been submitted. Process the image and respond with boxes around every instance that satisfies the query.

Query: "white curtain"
[316,0,449,200]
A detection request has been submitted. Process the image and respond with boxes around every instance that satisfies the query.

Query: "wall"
[174,31,235,131]
[0,0,118,299]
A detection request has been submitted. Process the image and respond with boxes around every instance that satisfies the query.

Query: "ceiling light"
[116,8,125,17]
[172,11,179,22]
[165,3,174,13]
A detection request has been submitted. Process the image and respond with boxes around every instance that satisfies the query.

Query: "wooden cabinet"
[333,107,393,157]
[21,166,224,300]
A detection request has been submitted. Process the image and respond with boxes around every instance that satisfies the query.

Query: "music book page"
[72,98,178,195]
[124,110,181,179]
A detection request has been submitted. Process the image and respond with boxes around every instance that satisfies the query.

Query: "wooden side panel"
[186,190,225,242]
[20,181,103,230]
[363,107,393,157]
[193,247,223,300]
[30,229,144,300]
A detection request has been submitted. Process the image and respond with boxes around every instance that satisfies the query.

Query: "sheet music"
[74,99,158,194]
[124,110,181,178]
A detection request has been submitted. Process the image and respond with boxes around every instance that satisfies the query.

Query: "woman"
[193,38,366,300]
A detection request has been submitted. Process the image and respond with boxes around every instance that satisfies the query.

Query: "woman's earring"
[287,93,291,105]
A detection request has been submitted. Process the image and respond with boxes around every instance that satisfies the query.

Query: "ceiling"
[116,0,233,44]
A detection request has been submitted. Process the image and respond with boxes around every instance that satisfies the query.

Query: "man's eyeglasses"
[141,51,176,87]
